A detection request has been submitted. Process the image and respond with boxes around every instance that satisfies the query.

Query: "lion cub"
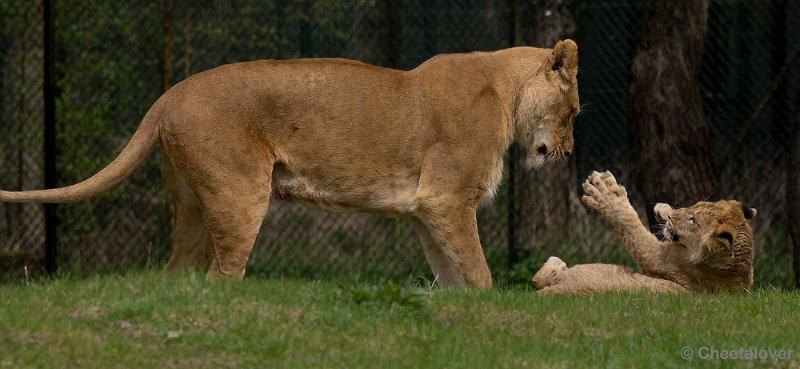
[532,171,756,294]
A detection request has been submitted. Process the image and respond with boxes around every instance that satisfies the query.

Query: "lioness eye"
[688,215,696,224]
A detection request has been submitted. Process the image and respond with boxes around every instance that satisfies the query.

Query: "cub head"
[654,200,757,290]
[516,39,580,169]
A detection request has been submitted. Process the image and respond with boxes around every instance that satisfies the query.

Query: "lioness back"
[161,58,432,214]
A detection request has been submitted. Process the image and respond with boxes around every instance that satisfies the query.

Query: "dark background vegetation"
[1,0,798,288]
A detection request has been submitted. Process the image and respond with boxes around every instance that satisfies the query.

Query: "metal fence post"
[507,0,522,269]
[43,0,58,274]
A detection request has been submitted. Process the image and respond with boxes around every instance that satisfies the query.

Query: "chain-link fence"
[1,0,798,287]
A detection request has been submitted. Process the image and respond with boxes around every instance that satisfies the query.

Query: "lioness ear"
[742,204,757,220]
[548,39,579,74]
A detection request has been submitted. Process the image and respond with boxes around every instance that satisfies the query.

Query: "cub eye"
[688,214,696,224]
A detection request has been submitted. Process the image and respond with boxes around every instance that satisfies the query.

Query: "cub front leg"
[580,170,633,216]
[581,171,665,275]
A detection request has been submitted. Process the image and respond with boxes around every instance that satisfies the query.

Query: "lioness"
[0,40,581,287]
[532,171,756,294]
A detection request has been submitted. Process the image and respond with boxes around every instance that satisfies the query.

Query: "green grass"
[1,271,799,369]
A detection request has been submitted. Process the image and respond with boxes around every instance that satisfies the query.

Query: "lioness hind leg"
[166,157,272,278]
[165,199,212,271]
[196,178,271,279]
[164,158,212,271]
[160,111,275,278]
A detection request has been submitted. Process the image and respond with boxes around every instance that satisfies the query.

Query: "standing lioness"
[0,40,580,288]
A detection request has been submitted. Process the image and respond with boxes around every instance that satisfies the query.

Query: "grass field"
[1,271,799,369]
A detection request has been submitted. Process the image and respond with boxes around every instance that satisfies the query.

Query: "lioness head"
[516,39,580,169]
[655,200,757,290]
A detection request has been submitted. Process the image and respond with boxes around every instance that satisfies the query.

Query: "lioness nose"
[537,144,548,155]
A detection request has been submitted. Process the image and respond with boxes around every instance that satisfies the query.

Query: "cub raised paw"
[581,170,632,214]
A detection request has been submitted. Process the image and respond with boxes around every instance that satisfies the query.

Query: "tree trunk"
[630,0,716,226]
[789,93,800,289]
[517,0,581,247]
[530,0,576,47]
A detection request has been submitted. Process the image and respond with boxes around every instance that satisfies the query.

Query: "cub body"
[533,171,756,294]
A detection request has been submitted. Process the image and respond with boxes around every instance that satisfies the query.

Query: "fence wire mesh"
[0,0,798,287]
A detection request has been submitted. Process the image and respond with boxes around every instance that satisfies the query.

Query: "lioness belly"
[270,161,419,215]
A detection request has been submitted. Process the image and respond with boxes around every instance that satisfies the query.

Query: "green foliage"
[753,222,796,289]
[170,0,352,76]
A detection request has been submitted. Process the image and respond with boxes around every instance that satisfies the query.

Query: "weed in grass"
[338,281,432,310]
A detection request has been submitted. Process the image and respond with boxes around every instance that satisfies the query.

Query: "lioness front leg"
[415,200,492,289]
[410,219,463,287]
[581,171,665,274]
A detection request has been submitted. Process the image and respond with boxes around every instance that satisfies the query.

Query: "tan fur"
[533,171,756,294]
[0,40,581,287]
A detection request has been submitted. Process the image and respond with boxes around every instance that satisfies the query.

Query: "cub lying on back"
[532,171,756,294]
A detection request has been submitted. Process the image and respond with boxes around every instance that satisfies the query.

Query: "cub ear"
[548,39,579,73]
[741,204,757,220]
[714,231,734,248]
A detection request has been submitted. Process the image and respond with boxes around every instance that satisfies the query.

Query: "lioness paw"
[581,170,630,212]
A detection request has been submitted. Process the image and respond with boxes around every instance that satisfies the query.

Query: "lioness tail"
[0,102,162,203]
